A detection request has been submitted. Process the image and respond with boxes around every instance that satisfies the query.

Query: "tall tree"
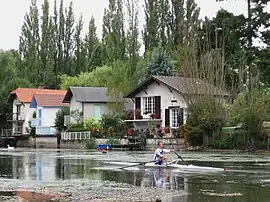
[126,0,140,75]
[84,16,102,71]
[73,15,84,75]
[170,0,185,47]
[63,2,75,75]
[40,0,55,87]
[143,0,159,54]
[102,0,126,63]
[184,0,200,46]
[19,0,40,86]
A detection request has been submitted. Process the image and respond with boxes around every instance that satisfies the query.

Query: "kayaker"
[153,141,172,165]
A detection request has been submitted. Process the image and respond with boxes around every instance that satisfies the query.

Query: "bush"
[66,127,88,132]
[54,106,70,132]
[100,112,125,136]
[210,130,246,149]
[106,136,121,145]
[85,138,96,150]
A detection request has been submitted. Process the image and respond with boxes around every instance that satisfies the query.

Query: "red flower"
[150,114,156,119]
[128,128,135,135]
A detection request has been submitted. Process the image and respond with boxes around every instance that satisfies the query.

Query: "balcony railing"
[1,129,12,137]
[61,131,91,140]
[36,127,56,135]
[31,118,43,127]
[13,126,23,135]
[7,113,25,121]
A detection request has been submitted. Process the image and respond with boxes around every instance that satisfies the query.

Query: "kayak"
[103,159,227,173]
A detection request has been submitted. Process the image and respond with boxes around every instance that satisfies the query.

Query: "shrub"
[100,112,125,136]
[106,136,121,145]
[85,138,96,150]
[54,106,70,132]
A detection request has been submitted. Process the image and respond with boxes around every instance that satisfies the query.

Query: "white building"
[30,94,69,135]
[124,75,230,129]
[7,88,67,136]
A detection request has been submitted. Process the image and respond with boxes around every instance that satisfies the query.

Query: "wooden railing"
[61,131,91,140]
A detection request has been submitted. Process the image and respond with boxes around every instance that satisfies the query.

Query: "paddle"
[119,160,156,169]
[173,151,189,166]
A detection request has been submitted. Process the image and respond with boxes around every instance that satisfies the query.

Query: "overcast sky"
[0,0,255,50]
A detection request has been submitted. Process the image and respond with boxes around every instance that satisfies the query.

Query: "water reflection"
[2,151,270,202]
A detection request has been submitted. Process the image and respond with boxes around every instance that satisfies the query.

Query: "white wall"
[36,106,60,127]
[83,102,109,120]
[135,82,188,127]
[69,96,109,121]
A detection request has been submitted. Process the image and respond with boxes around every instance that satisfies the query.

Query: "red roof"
[33,94,69,107]
[10,88,67,103]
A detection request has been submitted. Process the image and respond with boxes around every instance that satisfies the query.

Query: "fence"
[61,131,91,140]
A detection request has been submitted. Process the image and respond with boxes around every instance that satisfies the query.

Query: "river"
[0,148,270,202]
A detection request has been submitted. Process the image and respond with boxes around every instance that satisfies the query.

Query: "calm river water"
[0,149,270,202]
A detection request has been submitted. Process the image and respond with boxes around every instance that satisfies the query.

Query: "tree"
[54,106,70,132]
[19,0,40,86]
[126,0,140,75]
[147,47,174,76]
[102,0,126,63]
[84,16,102,71]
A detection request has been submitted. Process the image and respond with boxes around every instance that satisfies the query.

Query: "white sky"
[0,0,261,50]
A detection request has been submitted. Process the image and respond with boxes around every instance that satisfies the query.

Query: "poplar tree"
[19,0,40,86]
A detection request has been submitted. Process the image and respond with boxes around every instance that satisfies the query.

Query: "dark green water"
[0,149,270,202]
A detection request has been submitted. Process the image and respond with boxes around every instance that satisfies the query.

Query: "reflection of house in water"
[55,156,102,180]
[6,153,57,181]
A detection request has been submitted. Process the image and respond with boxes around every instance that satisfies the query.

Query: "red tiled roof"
[10,88,67,103]
[33,94,69,107]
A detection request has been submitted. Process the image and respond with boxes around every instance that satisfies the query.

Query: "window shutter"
[178,108,184,125]
[155,96,161,119]
[165,109,170,127]
[135,97,141,110]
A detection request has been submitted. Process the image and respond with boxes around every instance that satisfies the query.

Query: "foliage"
[85,138,96,150]
[54,106,70,132]
[100,112,125,136]
[60,65,113,89]
[147,47,174,76]
[84,118,102,131]
[211,130,247,150]
[187,97,225,132]
[230,89,270,142]
[106,136,121,145]
[180,124,203,146]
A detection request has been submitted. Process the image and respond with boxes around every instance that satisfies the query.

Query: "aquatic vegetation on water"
[0,179,185,202]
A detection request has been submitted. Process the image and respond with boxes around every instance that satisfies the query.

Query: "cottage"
[62,86,133,124]
[30,94,69,135]
[7,88,67,136]
[124,75,230,129]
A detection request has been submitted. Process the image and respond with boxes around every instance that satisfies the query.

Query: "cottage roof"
[30,94,69,108]
[124,75,230,98]
[8,88,67,103]
[62,87,109,103]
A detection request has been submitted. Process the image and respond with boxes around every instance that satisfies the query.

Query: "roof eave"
[62,88,73,103]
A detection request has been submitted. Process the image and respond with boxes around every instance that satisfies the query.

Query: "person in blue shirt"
[153,141,172,166]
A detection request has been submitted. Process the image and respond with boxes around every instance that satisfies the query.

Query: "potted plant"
[128,128,135,136]
[135,109,143,119]
[164,127,170,134]
[150,113,156,119]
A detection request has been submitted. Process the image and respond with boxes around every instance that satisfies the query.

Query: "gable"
[124,75,230,98]
[30,96,38,108]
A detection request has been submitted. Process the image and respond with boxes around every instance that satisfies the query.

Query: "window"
[171,108,180,128]
[94,104,101,120]
[143,97,155,114]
